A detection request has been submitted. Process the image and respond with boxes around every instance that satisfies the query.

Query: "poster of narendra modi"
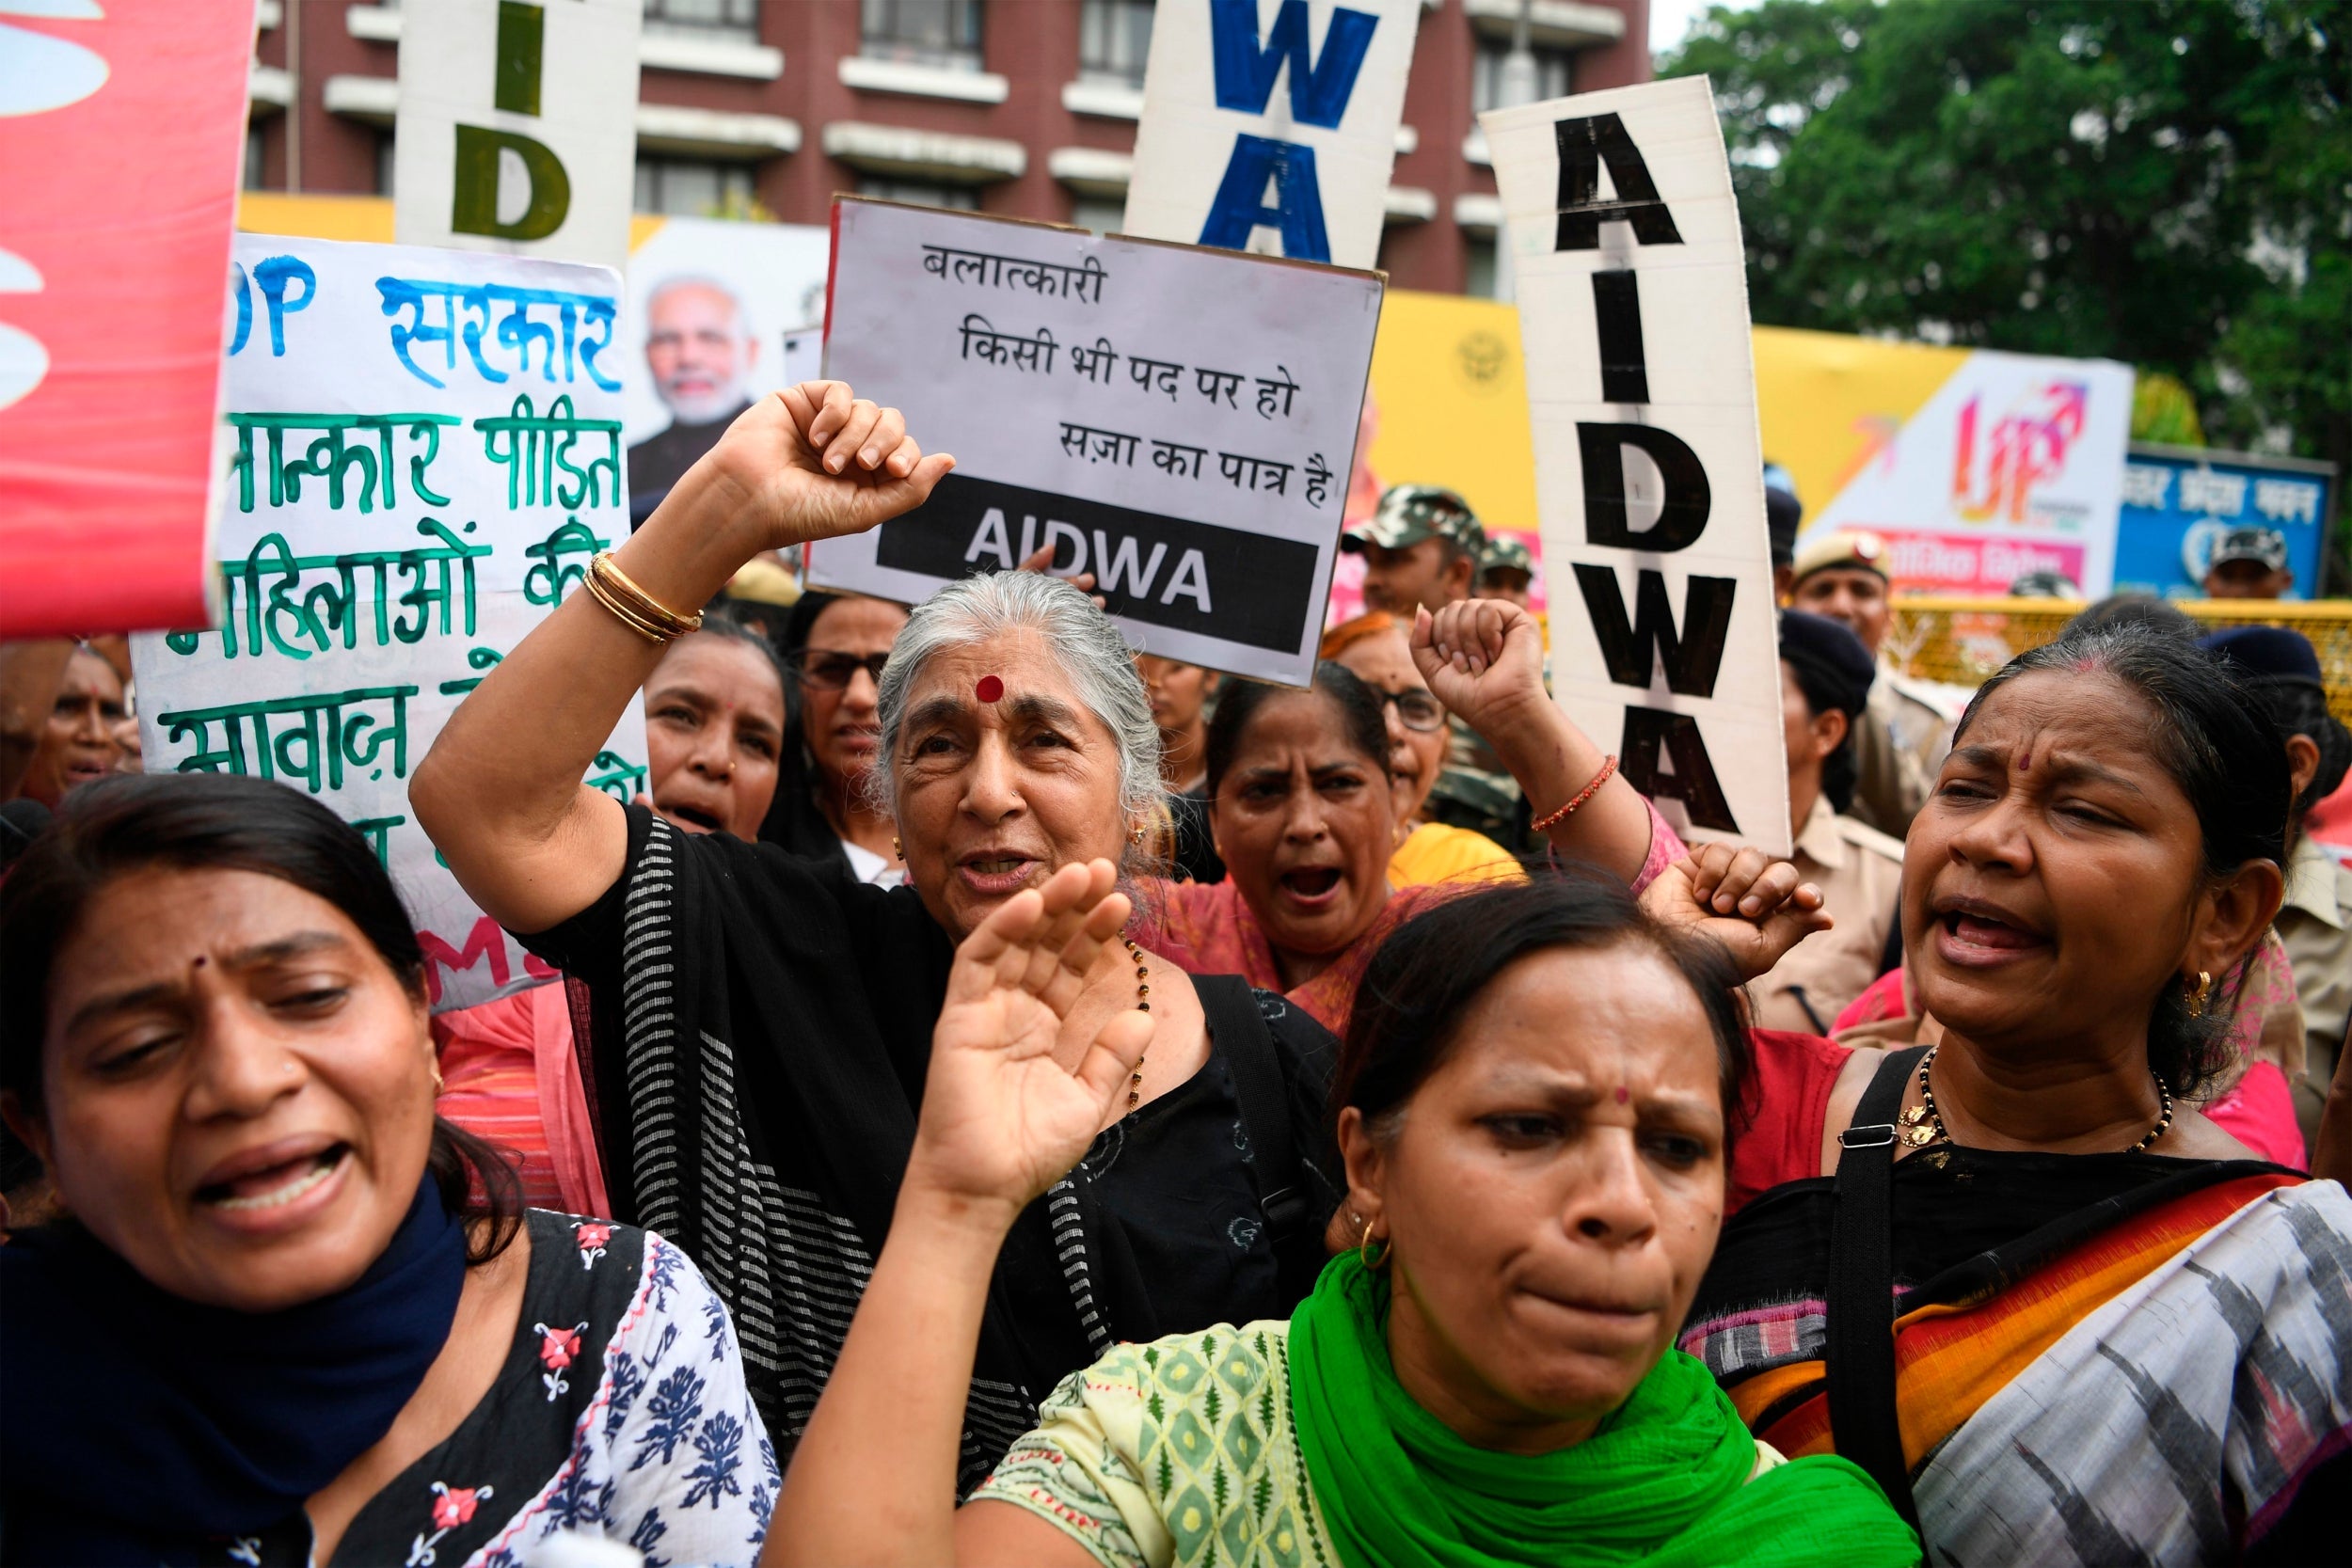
[618,215,831,521]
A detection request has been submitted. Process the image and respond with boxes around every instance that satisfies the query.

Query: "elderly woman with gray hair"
[418,385,1360,1492]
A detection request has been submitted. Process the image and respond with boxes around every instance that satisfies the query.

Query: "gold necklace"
[1900,1046,2173,1153]
[1122,937,1151,1113]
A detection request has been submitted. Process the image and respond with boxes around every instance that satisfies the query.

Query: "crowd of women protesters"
[0,379,2346,1566]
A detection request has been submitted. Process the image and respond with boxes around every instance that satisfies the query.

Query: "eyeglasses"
[790,650,890,691]
[1379,689,1447,733]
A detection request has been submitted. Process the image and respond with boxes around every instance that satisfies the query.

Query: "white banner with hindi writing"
[811,199,1383,688]
[132,236,648,1011]
[1486,76,1789,854]
[1123,0,1422,270]
[395,0,643,272]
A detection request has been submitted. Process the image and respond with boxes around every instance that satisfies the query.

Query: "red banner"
[0,1,253,636]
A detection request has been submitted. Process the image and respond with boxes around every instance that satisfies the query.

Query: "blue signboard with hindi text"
[2113,442,2336,599]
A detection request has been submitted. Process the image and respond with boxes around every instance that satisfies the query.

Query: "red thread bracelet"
[1531,754,1618,833]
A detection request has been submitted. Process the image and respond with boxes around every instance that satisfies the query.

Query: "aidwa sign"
[1486,77,1789,854]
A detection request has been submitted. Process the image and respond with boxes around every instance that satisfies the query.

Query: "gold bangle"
[584,550,703,643]
[582,569,671,644]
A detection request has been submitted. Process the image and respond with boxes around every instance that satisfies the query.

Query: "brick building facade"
[246,0,1648,295]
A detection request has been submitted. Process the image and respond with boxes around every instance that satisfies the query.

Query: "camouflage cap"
[1479,533,1534,579]
[2209,524,2290,573]
[1343,484,1486,557]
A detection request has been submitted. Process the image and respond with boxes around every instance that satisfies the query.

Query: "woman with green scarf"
[769,863,1918,1567]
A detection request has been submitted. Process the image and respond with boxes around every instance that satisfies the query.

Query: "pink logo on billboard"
[1883,531,2086,596]
[1950,382,2090,524]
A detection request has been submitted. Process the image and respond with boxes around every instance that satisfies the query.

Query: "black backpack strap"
[1193,975,1309,1242]
[1827,1044,1931,1534]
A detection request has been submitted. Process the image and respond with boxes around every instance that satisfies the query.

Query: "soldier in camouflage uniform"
[1343,486,1530,847]
[1477,534,1535,610]
[1343,484,1486,614]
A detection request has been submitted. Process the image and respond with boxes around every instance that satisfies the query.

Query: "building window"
[858,176,980,212]
[644,0,759,41]
[860,0,984,71]
[636,158,755,215]
[1470,40,1572,116]
[245,124,267,190]
[1078,0,1152,87]
[376,134,396,198]
[1464,237,1498,300]
[1071,196,1124,234]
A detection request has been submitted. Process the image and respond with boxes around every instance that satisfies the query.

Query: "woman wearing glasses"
[761,590,910,884]
[1322,610,1526,891]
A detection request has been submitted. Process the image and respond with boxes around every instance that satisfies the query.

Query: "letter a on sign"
[1123,0,1423,271]
[1482,77,1790,853]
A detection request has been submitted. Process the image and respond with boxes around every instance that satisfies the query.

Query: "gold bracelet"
[582,569,672,644]
[584,550,703,643]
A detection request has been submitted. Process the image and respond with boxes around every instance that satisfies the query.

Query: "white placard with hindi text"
[1123,0,1422,270]
[813,199,1384,687]
[132,236,649,1011]
[1485,76,1789,854]
[395,0,643,272]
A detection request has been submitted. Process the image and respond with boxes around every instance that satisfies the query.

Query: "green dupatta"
[1287,1253,1919,1568]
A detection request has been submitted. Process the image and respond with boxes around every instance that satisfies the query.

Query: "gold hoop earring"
[2185,970,2214,1019]
[892,835,902,860]
[1359,1225,1390,1272]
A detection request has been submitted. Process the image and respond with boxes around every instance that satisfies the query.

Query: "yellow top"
[1388,821,1526,891]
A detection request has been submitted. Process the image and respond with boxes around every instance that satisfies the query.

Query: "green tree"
[1663,0,2350,579]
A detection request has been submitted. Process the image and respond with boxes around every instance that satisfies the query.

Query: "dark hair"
[1954,624,2293,1095]
[0,773,520,1265]
[1781,661,1862,816]
[1204,661,1392,798]
[1337,873,1755,1148]
[2062,594,2201,642]
[2247,681,2352,832]
[679,608,788,692]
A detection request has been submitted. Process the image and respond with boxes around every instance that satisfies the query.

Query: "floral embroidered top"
[211,1210,777,1567]
[971,1322,1332,1567]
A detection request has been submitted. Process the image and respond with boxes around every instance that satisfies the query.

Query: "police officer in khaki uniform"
[1343,485,1526,844]
[1788,529,1958,837]
[1752,611,1908,1035]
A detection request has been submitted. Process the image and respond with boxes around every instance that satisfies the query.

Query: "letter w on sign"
[1482,76,1789,853]
[1209,0,1377,128]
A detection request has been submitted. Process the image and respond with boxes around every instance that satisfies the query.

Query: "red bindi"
[192,956,208,968]
[976,674,1004,704]
[1614,1085,1629,1104]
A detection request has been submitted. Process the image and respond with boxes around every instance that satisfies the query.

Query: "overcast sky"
[1646,0,1720,60]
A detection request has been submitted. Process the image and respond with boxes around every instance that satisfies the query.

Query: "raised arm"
[768,860,1151,1568]
[1410,598,1658,881]
[411,384,950,934]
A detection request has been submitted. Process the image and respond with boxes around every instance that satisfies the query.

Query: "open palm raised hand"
[699,380,957,553]
[904,860,1156,1220]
